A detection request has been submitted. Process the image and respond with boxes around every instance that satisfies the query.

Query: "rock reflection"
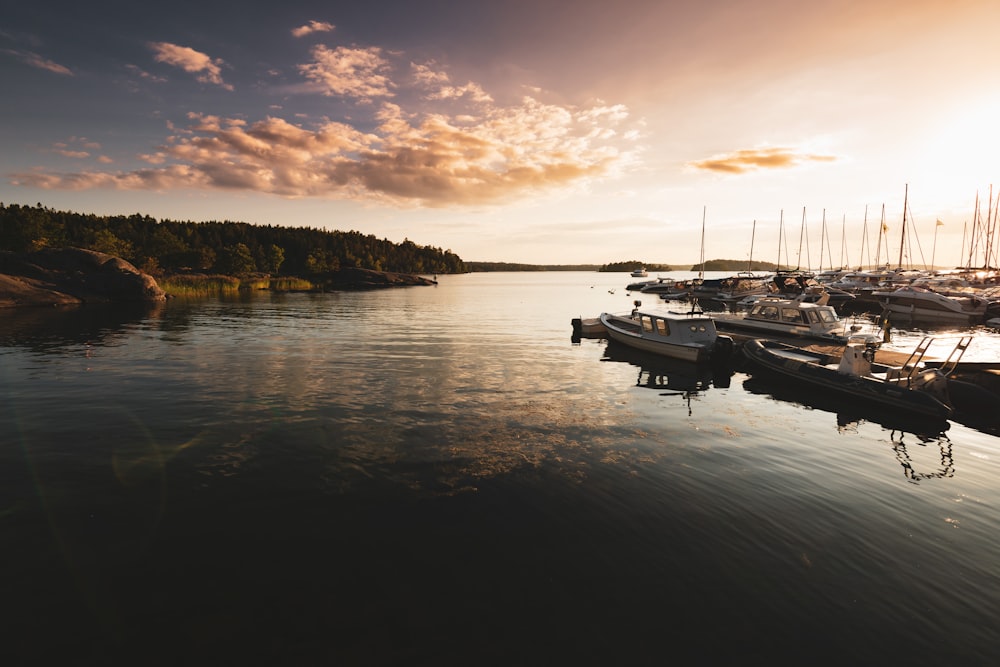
[0,302,164,352]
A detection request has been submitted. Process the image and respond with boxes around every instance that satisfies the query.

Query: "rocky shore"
[0,248,438,308]
[0,248,166,308]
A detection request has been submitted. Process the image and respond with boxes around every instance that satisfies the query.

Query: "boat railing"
[896,336,973,385]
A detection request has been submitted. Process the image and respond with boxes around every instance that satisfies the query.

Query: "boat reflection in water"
[741,373,955,482]
[601,338,734,413]
[741,372,951,436]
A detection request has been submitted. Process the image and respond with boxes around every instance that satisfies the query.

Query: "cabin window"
[641,316,654,332]
[781,308,804,323]
[818,311,838,323]
[755,305,779,320]
[806,310,821,324]
[656,320,669,336]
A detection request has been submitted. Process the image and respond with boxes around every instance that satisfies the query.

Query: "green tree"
[217,243,256,276]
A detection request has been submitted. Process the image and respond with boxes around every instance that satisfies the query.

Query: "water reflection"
[891,430,955,483]
[600,339,734,413]
[0,302,164,352]
[741,373,952,437]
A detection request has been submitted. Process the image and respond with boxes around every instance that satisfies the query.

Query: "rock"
[316,267,438,289]
[0,247,166,308]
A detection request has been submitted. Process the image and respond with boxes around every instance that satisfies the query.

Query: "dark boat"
[740,336,971,420]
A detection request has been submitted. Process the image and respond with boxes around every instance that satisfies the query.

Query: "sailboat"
[872,185,1000,324]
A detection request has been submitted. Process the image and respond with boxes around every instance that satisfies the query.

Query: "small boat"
[741,336,971,419]
[710,293,878,344]
[630,267,649,278]
[571,315,607,339]
[600,301,734,364]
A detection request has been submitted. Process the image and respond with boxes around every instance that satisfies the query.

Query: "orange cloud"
[3,49,72,75]
[298,45,393,100]
[688,147,837,174]
[291,20,334,38]
[12,95,636,206]
[10,42,641,206]
[149,42,232,90]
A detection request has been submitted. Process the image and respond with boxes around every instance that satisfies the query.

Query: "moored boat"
[710,293,878,344]
[571,315,607,339]
[599,301,733,364]
[741,336,970,419]
[872,284,997,325]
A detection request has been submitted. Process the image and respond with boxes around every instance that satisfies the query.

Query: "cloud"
[149,42,232,90]
[10,43,640,206]
[298,45,393,100]
[12,94,636,206]
[687,147,837,174]
[2,48,72,75]
[291,20,334,38]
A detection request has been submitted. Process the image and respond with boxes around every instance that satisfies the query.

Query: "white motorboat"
[630,267,648,278]
[872,284,998,325]
[599,301,733,364]
[710,293,878,344]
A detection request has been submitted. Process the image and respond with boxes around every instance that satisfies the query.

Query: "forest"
[0,203,466,277]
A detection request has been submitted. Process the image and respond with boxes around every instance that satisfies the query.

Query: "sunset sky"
[3,0,1000,267]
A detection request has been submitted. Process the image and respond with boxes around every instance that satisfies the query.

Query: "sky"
[3,0,1000,267]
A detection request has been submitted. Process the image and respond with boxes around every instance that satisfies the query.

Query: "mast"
[875,205,885,267]
[797,207,806,270]
[747,219,756,272]
[897,184,908,269]
[819,210,826,272]
[777,210,785,270]
[699,205,706,279]
[840,213,848,269]
[983,184,994,269]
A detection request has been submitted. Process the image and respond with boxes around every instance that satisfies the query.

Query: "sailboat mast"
[748,219,756,272]
[796,207,807,270]
[699,206,706,279]
[777,210,784,270]
[983,184,993,269]
[897,184,908,269]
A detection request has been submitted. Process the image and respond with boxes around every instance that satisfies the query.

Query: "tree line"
[0,203,466,277]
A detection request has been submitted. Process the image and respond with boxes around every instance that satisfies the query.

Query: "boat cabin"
[746,300,840,327]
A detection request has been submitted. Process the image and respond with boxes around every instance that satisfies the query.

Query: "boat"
[571,315,607,339]
[871,284,998,325]
[599,301,734,364]
[709,293,878,344]
[630,267,648,278]
[690,273,772,310]
[741,336,971,419]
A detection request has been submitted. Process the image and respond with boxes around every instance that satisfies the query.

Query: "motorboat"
[741,336,971,420]
[599,301,734,364]
[630,267,649,278]
[691,273,772,310]
[709,293,878,344]
[872,284,999,325]
[769,271,856,311]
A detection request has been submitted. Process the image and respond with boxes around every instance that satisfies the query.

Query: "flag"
[936,219,945,226]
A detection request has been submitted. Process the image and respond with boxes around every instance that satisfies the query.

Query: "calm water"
[3,272,1000,665]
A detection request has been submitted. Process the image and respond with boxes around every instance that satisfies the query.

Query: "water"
[2,272,1000,665]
